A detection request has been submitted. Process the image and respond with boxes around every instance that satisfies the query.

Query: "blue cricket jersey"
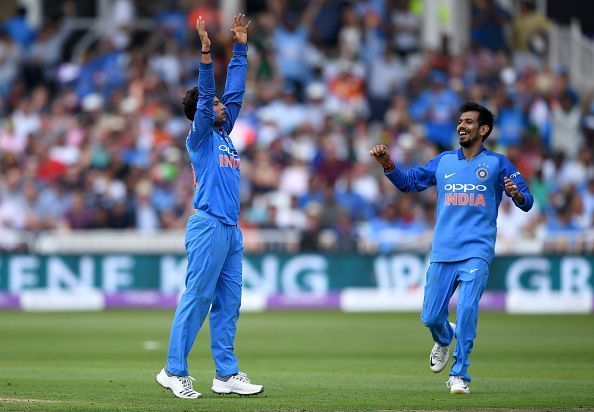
[187,44,247,225]
[385,146,534,264]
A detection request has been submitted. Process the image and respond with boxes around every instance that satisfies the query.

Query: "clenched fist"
[369,144,393,169]
[504,176,525,204]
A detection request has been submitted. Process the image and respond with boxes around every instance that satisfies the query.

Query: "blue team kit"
[167,44,248,378]
[386,146,533,381]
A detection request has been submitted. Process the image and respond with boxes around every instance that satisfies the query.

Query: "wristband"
[201,49,210,54]
[383,161,395,173]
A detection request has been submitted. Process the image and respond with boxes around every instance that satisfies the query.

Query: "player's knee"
[421,312,442,328]
[182,288,214,305]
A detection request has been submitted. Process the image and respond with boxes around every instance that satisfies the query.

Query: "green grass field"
[0,310,593,411]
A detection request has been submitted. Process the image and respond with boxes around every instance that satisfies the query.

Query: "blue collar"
[457,146,486,160]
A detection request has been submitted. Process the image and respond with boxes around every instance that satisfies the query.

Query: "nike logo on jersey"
[445,173,456,178]
[470,268,478,273]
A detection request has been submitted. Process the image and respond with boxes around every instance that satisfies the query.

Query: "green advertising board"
[0,254,592,295]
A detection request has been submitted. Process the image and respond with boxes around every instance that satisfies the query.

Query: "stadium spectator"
[410,70,461,148]
[389,0,422,56]
[470,0,511,52]
[2,6,35,54]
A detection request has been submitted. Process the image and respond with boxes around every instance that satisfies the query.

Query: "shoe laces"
[446,376,465,388]
[433,346,448,363]
[233,372,251,383]
[177,375,195,391]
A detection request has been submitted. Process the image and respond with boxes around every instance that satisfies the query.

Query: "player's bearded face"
[213,98,227,126]
[457,112,481,148]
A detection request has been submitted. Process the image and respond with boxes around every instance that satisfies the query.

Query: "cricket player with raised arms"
[370,101,533,394]
[156,14,264,399]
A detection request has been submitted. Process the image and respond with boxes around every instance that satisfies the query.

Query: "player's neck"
[461,144,483,161]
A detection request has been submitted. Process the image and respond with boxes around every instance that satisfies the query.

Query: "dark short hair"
[459,101,494,140]
[182,87,199,121]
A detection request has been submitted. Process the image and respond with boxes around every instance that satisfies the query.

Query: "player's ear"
[479,124,490,138]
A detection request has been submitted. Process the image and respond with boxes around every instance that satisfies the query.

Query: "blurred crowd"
[0,0,593,254]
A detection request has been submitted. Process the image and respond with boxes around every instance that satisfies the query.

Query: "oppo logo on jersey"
[219,144,239,158]
[444,183,486,207]
[444,183,487,192]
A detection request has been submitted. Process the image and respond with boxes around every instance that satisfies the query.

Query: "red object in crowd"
[37,159,67,183]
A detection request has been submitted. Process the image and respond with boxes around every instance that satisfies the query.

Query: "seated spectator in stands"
[336,171,375,222]
[279,155,310,198]
[360,203,403,254]
[529,168,552,212]
[497,196,540,252]
[394,196,428,236]
[257,84,308,135]
[314,138,351,185]
[275,194,308,230]
[299,174,327,210]
[134,180,159,232]
[321,210,359,252]
[300,204,325,252]
[250,148,281,194]
[545,190,584,253]
[324,59,368,123]
[61,191,95,230]
[496,94,524,147]
[0,196,27,251]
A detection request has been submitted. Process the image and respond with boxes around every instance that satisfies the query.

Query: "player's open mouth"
[458,130,468,136]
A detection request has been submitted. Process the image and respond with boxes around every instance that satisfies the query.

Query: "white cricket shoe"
[156,368,202,399]
[447,376,470,394]
[211,372,264,396]
[429,322,456,373]
[429,343,449,372]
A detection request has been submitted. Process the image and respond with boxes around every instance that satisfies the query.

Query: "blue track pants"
[420,257,489,382]
[166,211,243,377]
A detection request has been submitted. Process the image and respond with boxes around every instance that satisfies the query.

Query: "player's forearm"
[189,61,215,147]
[197,62,215,110]
[385,164,414,193]
[222,44,248,103]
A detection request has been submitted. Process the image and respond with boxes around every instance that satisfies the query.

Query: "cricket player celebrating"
[156,15,264,399]
[370,101,533,394]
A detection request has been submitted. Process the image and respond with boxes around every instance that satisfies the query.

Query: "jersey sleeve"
[498,156,534,212]
[187,61,215,152]
[384,153,444,193]
[220,43,248,135]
